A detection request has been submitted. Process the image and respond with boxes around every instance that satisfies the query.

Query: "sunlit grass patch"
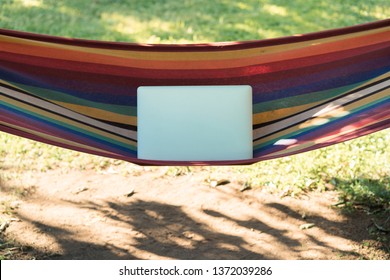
[1,0,389,43]
[233,130,390,207]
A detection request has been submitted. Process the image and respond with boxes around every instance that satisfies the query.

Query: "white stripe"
[0,85,137,140]
[253,79,390,139]
[0,120,116,155]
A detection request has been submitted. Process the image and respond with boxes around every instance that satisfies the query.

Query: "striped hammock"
[1,19,389,166]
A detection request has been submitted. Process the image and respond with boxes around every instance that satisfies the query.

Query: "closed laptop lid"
[137,85,253,161]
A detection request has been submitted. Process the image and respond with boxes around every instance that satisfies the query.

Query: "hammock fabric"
[0,20,389,166]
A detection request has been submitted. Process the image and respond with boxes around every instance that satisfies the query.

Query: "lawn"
[1,0,389,43]
[0,1,389,259]
[1,0,389,207]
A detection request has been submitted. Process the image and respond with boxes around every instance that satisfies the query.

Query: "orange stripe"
[0,28,389,70]
[253,101,325,125]
[2,26,388,59]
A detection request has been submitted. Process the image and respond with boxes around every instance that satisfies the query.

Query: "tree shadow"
[53,199,269,259]
[0,166,388,260]
[264,201,390,258]
[1,0,388,260]
[8,186,388,259]
[11,216,135,260]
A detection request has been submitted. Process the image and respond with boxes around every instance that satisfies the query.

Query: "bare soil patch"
[1,167,389,260]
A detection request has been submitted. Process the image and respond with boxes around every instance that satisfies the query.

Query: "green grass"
[1,0,389,261]
[1,0,389,43]
[0,0,389,210]
[236,130,390,209]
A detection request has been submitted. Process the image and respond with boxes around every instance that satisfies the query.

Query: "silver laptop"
[137,85,253,161]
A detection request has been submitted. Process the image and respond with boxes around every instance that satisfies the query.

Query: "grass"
[1,0,389,202]
[0,0,389,258]
[1,0,389,43]
[1,0,389,207]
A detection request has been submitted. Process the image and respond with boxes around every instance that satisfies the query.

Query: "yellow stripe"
[54,101,137,126]
[1,26,388,61]
[0,121,115,155]
[253,101,325,125]
[253,72,390,126]
[267,141,316,157]
[267,116,387,158]
[0,79,137,126]
[313,116,389,145]
[254,88,390,146]
[3,96,137,147]
[0,78,25,89]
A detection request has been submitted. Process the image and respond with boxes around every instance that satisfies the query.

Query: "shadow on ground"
[6,183,389,260]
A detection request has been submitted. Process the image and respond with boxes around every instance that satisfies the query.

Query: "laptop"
[137,85,253,161]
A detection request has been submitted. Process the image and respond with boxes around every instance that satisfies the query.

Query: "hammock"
[1,19,389,166]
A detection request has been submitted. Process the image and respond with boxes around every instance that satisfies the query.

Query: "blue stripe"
[253,97,390,155]
[0,103,137,156]
[252,65,390,103]
[0,68,137,106]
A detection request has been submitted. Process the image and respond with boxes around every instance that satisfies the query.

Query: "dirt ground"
[1,166,389,260]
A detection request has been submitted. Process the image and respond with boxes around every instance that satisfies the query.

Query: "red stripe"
[1,40,388,75]
[0,124,123,160]
[254,122,389,162]
[0,19,389,51]
[1,47,388,86]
